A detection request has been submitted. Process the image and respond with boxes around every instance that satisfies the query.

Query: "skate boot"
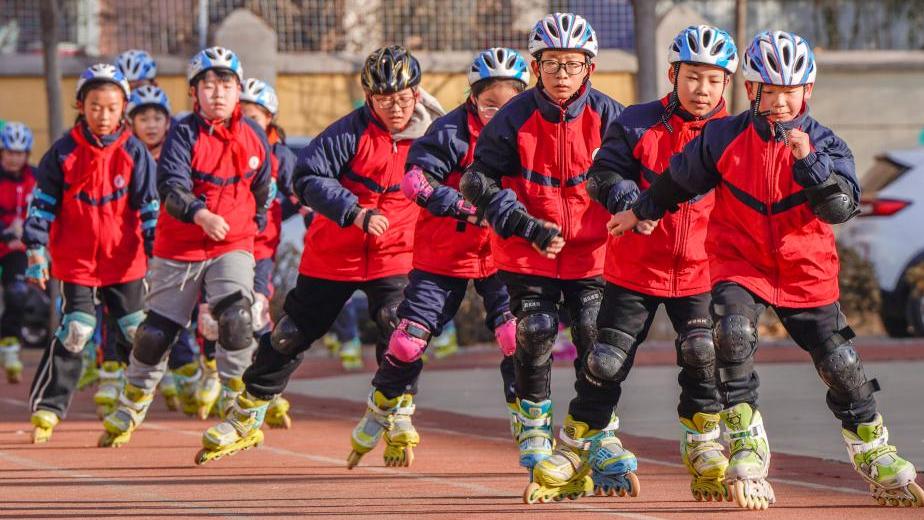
[31,410,59,444]
[214,377,245,419]
[322,333,341,357]
[98,383,153,447]
[195,392,268,465]
[431,322,458,359]
[506,402,519,441]
[843,414,923,507]
[265,394,292,429]
[511,399,554,471]
[721,403,775,510]
[525,414,639,504]
[158,370,180,411]
[339,338,363,371]
[92,361,125,418]
[346,390,419,469]
[0,337,23,383]
[173,361,201,416]
[681,412,729,502]
[76,340,99,390]
[195,358,220,419]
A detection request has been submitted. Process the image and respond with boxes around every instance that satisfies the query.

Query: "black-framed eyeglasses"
[371,94,416,110]
[539,60,588,76]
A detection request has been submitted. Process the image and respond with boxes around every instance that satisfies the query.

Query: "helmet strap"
[660,62,682,134]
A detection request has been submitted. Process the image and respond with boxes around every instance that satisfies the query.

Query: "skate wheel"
[733,481,748,509]
[346,450,363,470]
[523,482,542,504]
[626,472,640,498]
[196,406,210,421]
[195,448,214,465]
[909,481,924,507]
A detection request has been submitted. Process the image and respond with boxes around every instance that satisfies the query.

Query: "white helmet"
[668,25,739,75]
[468,48,530,87]
[76,63,131,100]
[528,12,598,58]
[743,31,816,85]
[127,85,171,116]
[0,122,34,152]
[115,49,158,83]
[187,46,244,84]
[240,78,279,116]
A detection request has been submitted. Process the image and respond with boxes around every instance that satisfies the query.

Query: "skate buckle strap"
[846,426,889,457]
[559,428,590,451]
[394,403,416,417]
[518,414,551,428]
[685,427,721,443]
[724,422,765,442]
[118,393,150,412]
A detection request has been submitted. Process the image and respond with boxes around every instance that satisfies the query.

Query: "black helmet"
[361,46,421,94]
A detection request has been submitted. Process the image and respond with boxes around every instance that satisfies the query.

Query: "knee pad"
[251,292,270,332]
[375,301,400,338]
[116,311,146,344]
[570,298,601,353]
[494,316,517,357]
[270,314,310,356]
[55,311,97,354]
[3,280,30,311]
[814,327,880,404]
[584,327,634,386]
[197,302,219,341]
[132,312,182,365]
[514,310,557,367]
[714,313,757,383]
[386,319,431,363]
[213,292,254,351]
[677,327,716,378]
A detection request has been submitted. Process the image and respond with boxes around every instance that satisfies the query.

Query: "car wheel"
[907,288,924,337]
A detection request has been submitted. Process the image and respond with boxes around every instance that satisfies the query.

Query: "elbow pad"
[805,175,859,224]
[460,167,500,209]
[164,188,202,223]
[401,165,439,206]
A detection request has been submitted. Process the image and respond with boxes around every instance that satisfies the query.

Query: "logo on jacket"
[113,175,126,189]
[249,156,260,170]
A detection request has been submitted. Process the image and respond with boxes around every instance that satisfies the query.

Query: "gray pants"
[127,250,257,391]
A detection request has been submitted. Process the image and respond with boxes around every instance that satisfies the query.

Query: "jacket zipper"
[766,132,779,303]
[557,107,569,278]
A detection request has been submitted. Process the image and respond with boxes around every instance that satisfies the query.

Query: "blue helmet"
[0,122,33,152]
[528,12,598,58]
[468,48,530,87]
[743,31,816,85]
[127,85,171,116]
[76,63,131,100]
[240,78,279,116]
[187,46,244,84]
[669,25,739,74]
[115,49,158,83]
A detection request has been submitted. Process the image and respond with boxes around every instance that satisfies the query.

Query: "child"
[238,77,297,428]
[552,25,739,503]
[98,47,273,447]
[0,122,37,384]
[346,48,528,469]
[195,45,443,464]
[23,64,158,443]
[458,13,624,503]
[608,31,923,510]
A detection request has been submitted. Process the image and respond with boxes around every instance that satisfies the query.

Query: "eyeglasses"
[539,60,588,76]
[477,105,501,118]
[371,94,416,110]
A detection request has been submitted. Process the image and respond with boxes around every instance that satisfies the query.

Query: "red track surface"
[1,345,922,519]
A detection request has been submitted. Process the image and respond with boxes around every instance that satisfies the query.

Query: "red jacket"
[471,84,623,279]
[23,124,158,286]
[594,95,726,297]
[405,102,495,279]
[295,106,418,281]
[0,165,36,258]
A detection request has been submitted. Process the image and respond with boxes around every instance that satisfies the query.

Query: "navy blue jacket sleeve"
[793,124,858,202]
[157,119,206,222]
[294,111,363,227]
[243,118,274,212]
[125,136,160,250]
[23,138,68,249]
[405,108,469,216]
[273,142,297,199]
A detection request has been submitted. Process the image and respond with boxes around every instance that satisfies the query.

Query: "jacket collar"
[533,81,593,123]
[751,103,811,142]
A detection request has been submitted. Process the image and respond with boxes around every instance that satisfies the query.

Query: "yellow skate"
[265,395,292,429]
[195,359,220,419]
[721,403,775,510]
[93,361,125,419]
[843,414,924,507]
[1,337,23,383]
[172,361,201,416]
[98,383,153,448]
[195,393,268,465]
[31,410,59,444]
[214,377,245,419]
[339,339,363,371]
[346,390,419,469]
[681,412,730,502]
[158,370,180,411]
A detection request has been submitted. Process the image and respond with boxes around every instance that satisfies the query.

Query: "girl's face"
[130,107,170,150]
[369,87,418,133]
[79,84,126,136]
[472,81,521,125]
[191,70,241,121]
[0,150,28,173]
[241,102,273,131]
[531,50,594,103]
[746,81,814,122]
[669,63,729,117]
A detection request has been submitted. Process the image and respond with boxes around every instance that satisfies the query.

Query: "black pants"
[0,251,28,339]
[713,281,877,429]
[500,270,604,404]
[569,283,720,429]
[29,279,145,417]
[243,274,407,400]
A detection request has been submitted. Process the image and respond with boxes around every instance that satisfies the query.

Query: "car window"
[862,156,909,194]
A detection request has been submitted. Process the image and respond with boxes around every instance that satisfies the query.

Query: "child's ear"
[530,59,540,78]
[188,85,196,99]
[744,81,758,101]
[667,64,677,84]
[76,100,85,114]
[803,83,814,100]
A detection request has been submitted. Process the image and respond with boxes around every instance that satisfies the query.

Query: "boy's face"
[669,63,729,118]
[79,84,126,136]
[130,107,170,149]
[241,102,273,131]
[0,150,28,173]
[369,87,418,133]
[746,81,814,122]
[191,70,241,121]
[472,81,521,125]
[531,50,594,103]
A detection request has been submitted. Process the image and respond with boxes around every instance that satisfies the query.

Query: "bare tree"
[732,0,748,113]
[40,0,63,142]
[632,0,657,103]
